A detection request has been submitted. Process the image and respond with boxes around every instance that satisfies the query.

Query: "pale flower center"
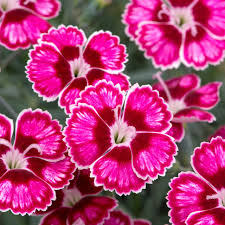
[63,188,82,208]
[71,57,91,78]
[111,120,136,146]
[0,0,20,11]
[153,72,186,116]
[72,218,85,225]
[167,99,186,115]
[159,1,198,36]
[170,8,193,28]
[0,138,42,170]
[2,149,27,170]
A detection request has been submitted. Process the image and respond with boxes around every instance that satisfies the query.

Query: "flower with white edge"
[39,169,117,225]
[168,137,225,224]
[123,0,225,70]
[0,109,75,215]
[153,72,221,142]
[64,80,177,195]
[0,0,60,49]
[26,25,129,114]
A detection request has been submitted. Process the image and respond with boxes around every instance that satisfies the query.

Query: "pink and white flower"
[153,72,221,142]
[0,0,61,50]
[26,25,129,114]
[64,80,177,195]
[123,0,225,70]
[167,137,225,224]
[39,169,117,225]
[0,109,75,215]
[103,209,151,225]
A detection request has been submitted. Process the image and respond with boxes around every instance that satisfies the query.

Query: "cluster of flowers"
[1,0,225,224]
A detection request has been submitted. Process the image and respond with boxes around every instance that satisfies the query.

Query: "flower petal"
[40,207,71,225]
[167,172,219,225]
[0,114,13,156]
[122,0,166,39]
[183,25,225,69]
[192,137,225,191]
[91,146,147,195]
[131,133,177,180]
[186,207,225,225]
[103,210,132,225]
[27,156,75,189]
[70,169,102,196]
[0,9,51,50]
[0,114,13,141]
[86,69,130,91]
[168,0,194,7]
[124,85,172,132]
[152,74,200,101]
[58,78,87,114]
[0,169,55,215]
[193,0,225,37]
[137,23,182,70]
[19,0,61,19]
[41,25,86,61]
[83,31,127,72]
[14,109,67,160]
[67,196,117,225]
[0,159,7,178]
[173,108,215,123]
[76,81,123,126]
[184,82,222,109]
[35,190,65,215]
[64,104,111,168]
[26,42,72,101]
[166,122,185,143]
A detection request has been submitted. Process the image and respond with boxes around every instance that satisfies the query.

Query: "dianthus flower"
[64,80,177,195]
[26,25,129,113]
[103,209,151,225]
[123,0,225,70]
[0,0,60,50]
[39,169,117,225]
[168,137,225,224]
[153,72,221,142]
[0,109,75,215]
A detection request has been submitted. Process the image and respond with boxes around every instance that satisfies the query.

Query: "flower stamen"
[2,149,27,170]
[0,138,13,150]
[207,189,225,207]
[153,72,186,115]
[70,46,91,78]
[23,143,42,156]
[111,109,136,146]
[153,72,173,102]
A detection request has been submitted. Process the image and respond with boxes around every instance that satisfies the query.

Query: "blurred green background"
[1,0,225,224]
